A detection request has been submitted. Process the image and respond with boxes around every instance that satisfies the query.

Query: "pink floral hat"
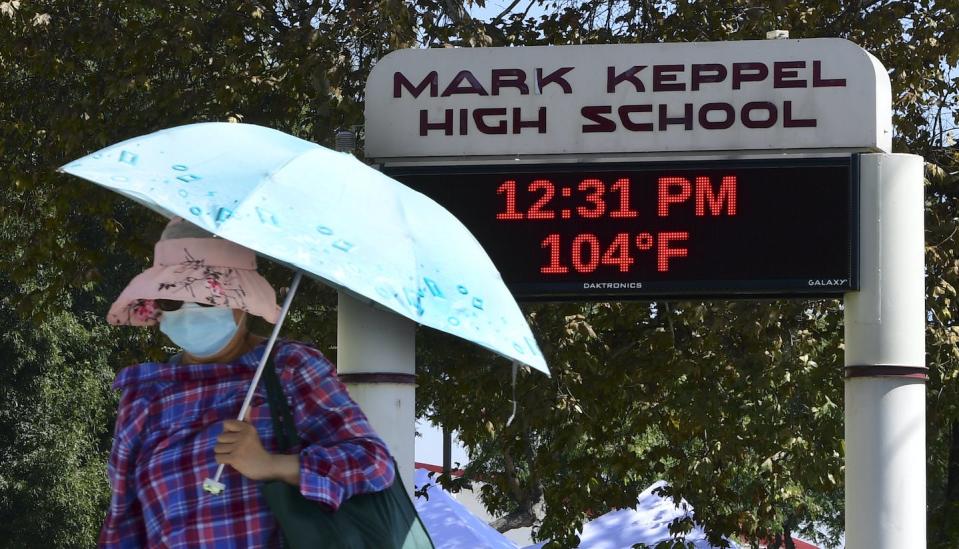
[108,218,281,326]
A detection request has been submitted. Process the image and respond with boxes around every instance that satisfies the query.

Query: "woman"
[99,217,395,547]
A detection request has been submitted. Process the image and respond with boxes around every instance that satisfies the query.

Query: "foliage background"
[1,1,957,548]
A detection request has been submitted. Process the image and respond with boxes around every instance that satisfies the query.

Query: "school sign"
[366,39,891,159]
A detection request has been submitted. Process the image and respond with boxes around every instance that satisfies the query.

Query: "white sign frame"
[365,39,891,162]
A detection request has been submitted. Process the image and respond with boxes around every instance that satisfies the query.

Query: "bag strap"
[262,346,300,452]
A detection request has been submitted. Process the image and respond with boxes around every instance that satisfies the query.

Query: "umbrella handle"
[203,270,305,495]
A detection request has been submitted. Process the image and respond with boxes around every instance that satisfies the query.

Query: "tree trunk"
[939,420,959,546]
[442,426,452,475]
[489,507,536,532]
[783,516,796,549]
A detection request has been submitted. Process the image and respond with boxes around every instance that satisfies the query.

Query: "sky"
[415,418,471,467]
[468,0,546,22]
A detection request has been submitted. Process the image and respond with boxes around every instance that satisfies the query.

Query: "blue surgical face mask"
[159,303,240,358]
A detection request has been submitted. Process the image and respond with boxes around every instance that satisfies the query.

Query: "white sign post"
[337,292,417,497]
[363,39,925,546]
[845,154,926,548]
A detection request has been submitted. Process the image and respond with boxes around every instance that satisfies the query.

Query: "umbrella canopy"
[60,122,548,375]
[414,469,518,549]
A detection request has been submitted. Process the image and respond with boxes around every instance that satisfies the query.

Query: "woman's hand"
[215,420,300,485]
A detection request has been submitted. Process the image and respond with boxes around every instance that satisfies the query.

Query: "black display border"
[385,156,860,301]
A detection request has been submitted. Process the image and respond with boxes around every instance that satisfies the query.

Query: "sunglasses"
[155,299,215,312]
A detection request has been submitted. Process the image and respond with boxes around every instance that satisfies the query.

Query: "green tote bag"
[259,352,435,549]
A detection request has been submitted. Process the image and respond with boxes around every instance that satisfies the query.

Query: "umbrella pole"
[203,270,304,494]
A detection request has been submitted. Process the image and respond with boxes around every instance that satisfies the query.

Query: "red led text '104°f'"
[540,232,690,274]
[497,175,737,220]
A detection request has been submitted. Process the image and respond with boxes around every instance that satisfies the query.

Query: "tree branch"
[663,302,678,347]
[491,0,524,23]
[502,446,526,503]
[489,506,537,532]
[443,0,469,25]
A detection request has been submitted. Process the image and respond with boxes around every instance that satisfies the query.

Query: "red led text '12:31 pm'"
[495,175,737,220]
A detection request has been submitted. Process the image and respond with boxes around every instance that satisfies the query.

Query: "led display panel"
[387,159,858,299]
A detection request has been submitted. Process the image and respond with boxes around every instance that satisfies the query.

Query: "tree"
[923,150,959,549]
[0,202,146,547]
[414,1,959,547]
[0,296,118,547]
[0,1,364,545]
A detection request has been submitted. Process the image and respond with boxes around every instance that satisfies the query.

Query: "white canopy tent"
[413,467,825,549]
[521,481,739,549]
[414,468,520,549]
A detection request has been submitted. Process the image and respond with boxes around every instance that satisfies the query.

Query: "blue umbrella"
[60,122,549,492]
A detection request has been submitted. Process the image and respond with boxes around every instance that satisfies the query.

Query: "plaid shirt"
[99,340,395,548]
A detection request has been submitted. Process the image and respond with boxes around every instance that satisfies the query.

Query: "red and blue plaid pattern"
[99,340,395,548]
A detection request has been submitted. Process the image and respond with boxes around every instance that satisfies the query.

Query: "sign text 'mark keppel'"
[365,40,891,159]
